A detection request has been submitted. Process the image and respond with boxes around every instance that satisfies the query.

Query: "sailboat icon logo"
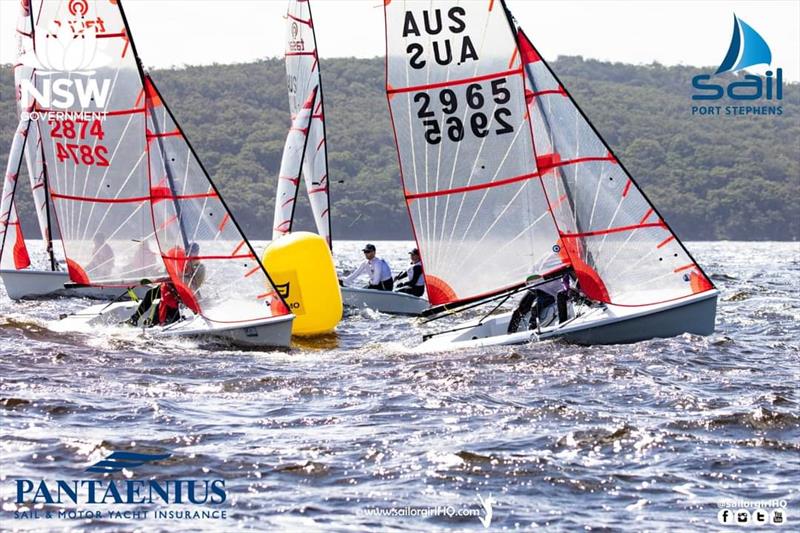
[715,14,772,74]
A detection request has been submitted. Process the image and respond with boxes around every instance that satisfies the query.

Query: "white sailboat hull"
[51,301,294,349]
[341,286,429,316]
[415,290,719,352]
[0,269,147,301]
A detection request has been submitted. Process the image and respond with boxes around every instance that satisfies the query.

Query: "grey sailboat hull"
[1,269,147,301]
[415,290,719,352]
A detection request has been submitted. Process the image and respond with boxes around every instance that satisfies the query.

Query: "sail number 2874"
[414,78,513,145]
[49,118,110,167]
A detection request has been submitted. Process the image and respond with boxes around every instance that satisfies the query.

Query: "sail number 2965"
[414,78,513,145]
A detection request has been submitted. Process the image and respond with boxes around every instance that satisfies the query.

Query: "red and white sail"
[25,0,163,286]
[384,0,566,307]
[280,0,331,245]
[515,24,714,305]
[17,0,290,322]
[145,76,290,323]
[0,120,32,271]
[273,88,317,240]
[16,0,52,251]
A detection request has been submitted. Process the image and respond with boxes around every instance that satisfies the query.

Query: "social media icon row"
[718,508,787,525]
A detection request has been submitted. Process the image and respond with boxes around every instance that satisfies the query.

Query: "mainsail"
[384,0,566,307]
[385,0,714,310]
[278,0,332,246]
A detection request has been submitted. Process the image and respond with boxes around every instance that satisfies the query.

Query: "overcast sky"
[1,0,798,80]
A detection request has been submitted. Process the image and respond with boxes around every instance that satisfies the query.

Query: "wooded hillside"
[1,57,797,240]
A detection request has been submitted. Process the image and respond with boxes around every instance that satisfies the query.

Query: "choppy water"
[1,240,798,531]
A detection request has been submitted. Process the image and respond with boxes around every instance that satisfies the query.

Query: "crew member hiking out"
[125,281,181,327]
[507,268,581,333]
[343,244,393,291]
[394,248,425,297]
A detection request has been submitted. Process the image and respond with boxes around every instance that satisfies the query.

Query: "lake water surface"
[1,240,798,531]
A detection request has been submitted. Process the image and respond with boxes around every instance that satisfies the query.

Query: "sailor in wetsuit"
[394,248,425,297]
[507,269,578,333]
[343,244,394,291]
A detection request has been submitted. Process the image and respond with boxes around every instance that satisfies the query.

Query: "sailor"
[507,269,578,333]
[86,233,114,278]
[394,248,425,297]
[343,243,393,291]
[183,242,206,291]
[125,281,181,327]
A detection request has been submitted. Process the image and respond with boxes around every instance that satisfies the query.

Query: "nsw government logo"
[9,450,228,523]
[691,14,784,117]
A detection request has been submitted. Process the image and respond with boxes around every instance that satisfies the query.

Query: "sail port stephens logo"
[691,14,783,117]
[18,0,112,119]
[10,450,228,522]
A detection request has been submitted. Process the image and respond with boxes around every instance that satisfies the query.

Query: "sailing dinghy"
[383,0,717,350]
[274,0,429,316]
[0,0,140,301]
[20,0,293,347]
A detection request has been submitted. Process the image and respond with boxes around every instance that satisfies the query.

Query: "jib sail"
[513,21,714,305]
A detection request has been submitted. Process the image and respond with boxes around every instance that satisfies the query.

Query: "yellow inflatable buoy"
[262,231,342,336]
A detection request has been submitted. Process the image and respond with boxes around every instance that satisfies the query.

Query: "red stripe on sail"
[217,213,230,232]
[279,176,299,186]
[51,192,150,204]
[638,208,655,225]
[286,51,316,57]
[406,172,540,200]
[387,68,523,95]
[287,13,312,27]
[231,240,245,256]
[673,263,696,273]
[162,253,254,261]
[559,222,665,239]
[622,178,632,197]
[35,106,145,117]
[146,130,181,139]
[316,138,325,151]
[244,265,261,278]
[406,155,615,200]
[308,187,326,194]
[656,235,675,249]
[508,48,518,69]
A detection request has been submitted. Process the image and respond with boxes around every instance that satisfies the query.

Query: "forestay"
[285,0,331,246]
[515,23,715,306]
[384,0,565,307]
[29,0,164,286]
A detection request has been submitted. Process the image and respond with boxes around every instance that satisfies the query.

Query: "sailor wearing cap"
[394,248,425,297]
[342,244,394,291]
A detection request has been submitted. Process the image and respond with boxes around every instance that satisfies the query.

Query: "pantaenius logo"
[14,450,226,507]
[691,14,784,116]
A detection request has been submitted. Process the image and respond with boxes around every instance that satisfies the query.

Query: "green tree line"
[1,57,797,240]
